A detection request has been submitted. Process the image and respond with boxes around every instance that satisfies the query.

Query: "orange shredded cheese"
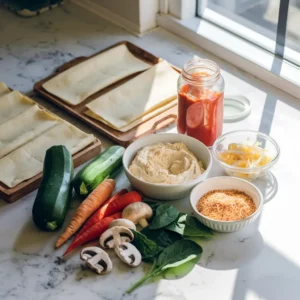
[196,190,256,221]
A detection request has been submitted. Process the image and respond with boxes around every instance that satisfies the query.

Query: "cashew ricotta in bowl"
[129,142,205,184]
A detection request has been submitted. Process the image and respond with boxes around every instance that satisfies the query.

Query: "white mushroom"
[80,247,112,275]
[109,218,136,230]
[122,202,153,228]
[99,226,134,249]
[114,242,142,267]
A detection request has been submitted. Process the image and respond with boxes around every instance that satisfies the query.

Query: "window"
[197,0,300,66]
[157,0,300,99]
[285,1,300,63]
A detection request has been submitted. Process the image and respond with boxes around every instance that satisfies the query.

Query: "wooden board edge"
[0,139,102,203]
[33,41,181,146]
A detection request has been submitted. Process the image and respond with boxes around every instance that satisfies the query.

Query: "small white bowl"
[190,176,263,232]
[123,133,212,200]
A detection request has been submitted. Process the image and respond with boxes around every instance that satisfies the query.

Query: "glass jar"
[177,59,225,147]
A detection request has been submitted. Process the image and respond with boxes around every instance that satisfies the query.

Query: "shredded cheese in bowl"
[196,189,256,221]
[218,142,273,169]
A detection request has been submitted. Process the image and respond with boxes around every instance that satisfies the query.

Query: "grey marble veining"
[0,2,300,300]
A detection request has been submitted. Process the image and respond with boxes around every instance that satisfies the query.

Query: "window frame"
[197,0,290,58]
[157,0,300,100]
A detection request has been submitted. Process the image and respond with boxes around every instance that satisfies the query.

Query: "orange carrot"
[63,212,122,255]
[55,179,115,248]
[76,189,128,236]
[76,191,141,237]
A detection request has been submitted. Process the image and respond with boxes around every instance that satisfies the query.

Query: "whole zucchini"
[32,145,74,231]
[73,145,125,198]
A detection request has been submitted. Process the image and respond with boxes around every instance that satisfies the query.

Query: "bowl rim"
[212,130,280,172]
[190,176,264,224]
[123,133,213,188]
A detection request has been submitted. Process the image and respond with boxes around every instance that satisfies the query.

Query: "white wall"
[88,0,159,34]
[97,0,140,24]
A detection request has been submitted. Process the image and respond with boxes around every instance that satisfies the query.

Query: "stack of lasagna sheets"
[0,82,95,188]
[42,44,179,132]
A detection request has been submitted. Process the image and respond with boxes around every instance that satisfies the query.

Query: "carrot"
[55,179,115,249]
[76,189,128,236]
[76,191,141,237]
[63,212,122,255]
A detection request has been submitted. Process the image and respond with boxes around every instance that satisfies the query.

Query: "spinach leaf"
[183,215,214,238]
[126,239,202,293]
[144,201,161,212]
[149,204,179,229]
[165,214,213,238]
[143,201,161,221]
[141,226,182,248]
[157,240,203,270]
[165,213,187,235]
[131,230,163,263]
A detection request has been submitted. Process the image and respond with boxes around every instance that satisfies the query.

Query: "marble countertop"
[0,2,299,300]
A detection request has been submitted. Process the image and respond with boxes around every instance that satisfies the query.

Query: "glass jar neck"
[182,59,220,87]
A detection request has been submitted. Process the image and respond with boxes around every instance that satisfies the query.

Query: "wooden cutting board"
[0,139,101,203]
[0,89,102,203]
[34,41,179,147]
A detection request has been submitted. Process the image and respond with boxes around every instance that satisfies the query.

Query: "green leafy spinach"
[183,215,214,238]
[144,201,161,212]
[149,204,179,229]
[126,239,203,293]
[141,226,182,248]
[131,230,163,262]
[165,213,187,235]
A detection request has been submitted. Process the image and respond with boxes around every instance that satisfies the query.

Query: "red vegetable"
[63,212,122,255]
[76,191,141,237]
[55,179,115,248]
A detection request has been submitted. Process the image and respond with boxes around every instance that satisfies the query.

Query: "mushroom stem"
[139,218,148,228]
[112,228,121,247]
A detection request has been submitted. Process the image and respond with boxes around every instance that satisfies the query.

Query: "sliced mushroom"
[109,218,136,230]
[122,202,153,228]
[99,226,134,249]
[80,247,112,275]
[115,242,142,267]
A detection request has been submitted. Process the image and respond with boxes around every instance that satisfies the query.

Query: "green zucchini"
[32,145,74,231]
[73,145,125,198]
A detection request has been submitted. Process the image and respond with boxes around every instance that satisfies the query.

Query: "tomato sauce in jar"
[177,61,224,147]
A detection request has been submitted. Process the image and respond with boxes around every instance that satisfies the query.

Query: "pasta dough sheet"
[85,98,177,132]
[0,105,59,159]
[0,91,35,125]
[0,122,95,188]
[0,82,10,97]
[85,60,179,130]
[42,44,151,105]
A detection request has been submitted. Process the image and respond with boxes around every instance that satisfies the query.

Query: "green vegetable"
[73,145,124,197]
[127,240,202,293]
[165,213,213,238]
[184,215,214,238]
[141,227,182,248]
[165,213,187,235]
[143,201,160,222]
[32,145,73,231]
[131,230,163,262]
[149,204,179,229]
[144,201,160,214]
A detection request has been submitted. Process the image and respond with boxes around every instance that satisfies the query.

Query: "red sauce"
[177,83,224,147]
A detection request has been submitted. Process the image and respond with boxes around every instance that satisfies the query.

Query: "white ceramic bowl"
[190,176,263,232]
[123,133,212,200]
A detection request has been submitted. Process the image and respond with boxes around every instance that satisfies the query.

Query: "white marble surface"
[0,2,299,300]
